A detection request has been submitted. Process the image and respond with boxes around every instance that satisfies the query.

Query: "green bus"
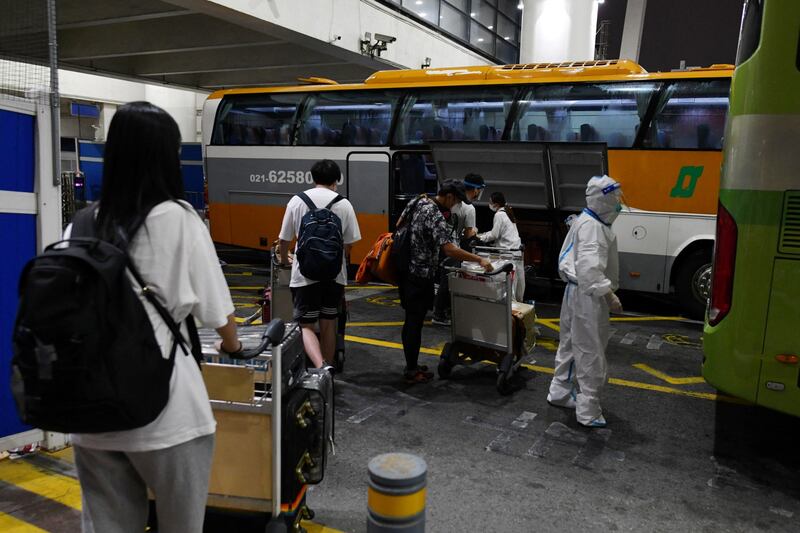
[703,0,800,416]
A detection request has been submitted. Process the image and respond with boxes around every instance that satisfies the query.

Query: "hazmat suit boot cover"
[548,175,621,425]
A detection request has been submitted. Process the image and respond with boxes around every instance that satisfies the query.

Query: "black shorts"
[291,281,344,324]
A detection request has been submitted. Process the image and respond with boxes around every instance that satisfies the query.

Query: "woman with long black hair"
[68,102,240,533]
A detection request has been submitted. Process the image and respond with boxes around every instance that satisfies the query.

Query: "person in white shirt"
[69,102,241,533]
[477,191,525,300]
[279,159,361,368]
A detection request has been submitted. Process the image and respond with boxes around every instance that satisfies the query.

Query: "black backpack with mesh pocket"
[295,192,344,281]
[10,206,201,433]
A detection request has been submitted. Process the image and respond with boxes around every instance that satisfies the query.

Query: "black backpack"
[295,192,345,281]
[10,207,201,433]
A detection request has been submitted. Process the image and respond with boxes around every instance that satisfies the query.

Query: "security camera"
[374,33,396,43]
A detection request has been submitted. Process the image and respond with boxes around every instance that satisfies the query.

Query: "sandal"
[404,369,434,384]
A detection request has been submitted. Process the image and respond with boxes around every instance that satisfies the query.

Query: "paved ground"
[2,264,798,532]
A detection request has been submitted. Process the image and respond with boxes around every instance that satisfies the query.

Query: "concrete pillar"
[619,0,647,62]
[99,103,116,142]
[519,0,599,63]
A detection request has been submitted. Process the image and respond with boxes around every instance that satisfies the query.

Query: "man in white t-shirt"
[279,160,361,368]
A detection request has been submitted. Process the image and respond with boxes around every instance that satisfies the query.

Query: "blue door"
[0,108,37,438]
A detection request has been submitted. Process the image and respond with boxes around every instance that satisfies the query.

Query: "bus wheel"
[676,249,712,320]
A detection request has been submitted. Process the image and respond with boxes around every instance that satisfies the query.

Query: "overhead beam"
[58,13,277,61]
[57,10,190,30]
[162,63,376,89]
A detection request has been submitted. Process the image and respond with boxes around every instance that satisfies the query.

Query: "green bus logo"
[670,166,704,198]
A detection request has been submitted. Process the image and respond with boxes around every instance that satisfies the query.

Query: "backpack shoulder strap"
[71,206,97,238]
[297,192,317,212]
[325,194,343,210]
[125,257,191,360]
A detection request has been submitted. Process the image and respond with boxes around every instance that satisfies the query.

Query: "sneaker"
[431,315,451,326]
[404,369,434,384]
[547,393,576,409]
[579,415,607,428]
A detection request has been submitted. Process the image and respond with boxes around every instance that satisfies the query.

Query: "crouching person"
[279,159,361,368]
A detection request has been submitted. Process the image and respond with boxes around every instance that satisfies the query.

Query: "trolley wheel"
[333,349,345,374]
[438,343,454,379]
[496,353,515,395]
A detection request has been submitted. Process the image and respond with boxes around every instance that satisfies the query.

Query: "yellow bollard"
[367,453,427,532]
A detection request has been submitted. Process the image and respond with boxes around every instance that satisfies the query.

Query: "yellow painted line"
[536,338,559,351]
[304,523,345,533]
[0,512,47,533]
[0,460,82,511]
[633,363,706,385]
[345,335,441,356]
[234,316,263,324]
[536,319,561,333]
[610,316,688,322]
[343,335,740,403]
[225,271,253,276]
[43,448,75,464]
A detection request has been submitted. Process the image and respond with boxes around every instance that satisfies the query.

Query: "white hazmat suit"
[547,175,622,427]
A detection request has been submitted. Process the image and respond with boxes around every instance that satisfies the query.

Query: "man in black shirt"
[397,180,492,383]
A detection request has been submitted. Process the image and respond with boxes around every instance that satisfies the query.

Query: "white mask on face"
[489,204,499,212]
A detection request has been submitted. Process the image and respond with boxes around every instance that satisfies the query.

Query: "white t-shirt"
[70,200,234,452]
[451,202,476,242]
[278,187,361,287]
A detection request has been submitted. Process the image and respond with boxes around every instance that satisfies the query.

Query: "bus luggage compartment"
[428,141,608,279]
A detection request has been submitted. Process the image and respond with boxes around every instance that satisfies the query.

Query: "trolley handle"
[228,319,286,359]
[446,262,514,277]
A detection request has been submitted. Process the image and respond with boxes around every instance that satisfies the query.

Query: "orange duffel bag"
[355,232,398,285]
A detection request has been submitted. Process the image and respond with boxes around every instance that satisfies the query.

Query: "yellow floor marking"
[43,447,75,464]
[225,271,253,276]
[304,523,345,533]
[234,316,263,325]
[343,335,740,403]
[0,512,48,533]
[536,338,559,351]
[536,319,561,333]
[610,316,687,322]
[0,460,82,511]
[345,335,441,356]
[633,363,707,385]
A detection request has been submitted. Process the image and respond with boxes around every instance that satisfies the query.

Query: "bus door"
[389,150,439,229]
[346,151,391,259]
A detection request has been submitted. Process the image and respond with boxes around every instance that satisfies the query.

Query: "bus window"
[647,79,730,150]
[393,86,517,145]
[512,82,660,147]
[212,93,304,146]
[297,90,399,146]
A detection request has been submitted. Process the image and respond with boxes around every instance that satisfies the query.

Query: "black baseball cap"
[438,179,469,203]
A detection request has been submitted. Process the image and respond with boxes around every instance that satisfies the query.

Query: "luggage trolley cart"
[199,319,334,533]
[437,261,527,394]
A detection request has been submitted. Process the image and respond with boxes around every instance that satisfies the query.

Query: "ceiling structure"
[20,0,397,91]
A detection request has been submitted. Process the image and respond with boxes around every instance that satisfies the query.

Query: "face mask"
[489,204,499,212]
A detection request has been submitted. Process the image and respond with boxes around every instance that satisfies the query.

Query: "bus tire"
[675,248,712,320]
